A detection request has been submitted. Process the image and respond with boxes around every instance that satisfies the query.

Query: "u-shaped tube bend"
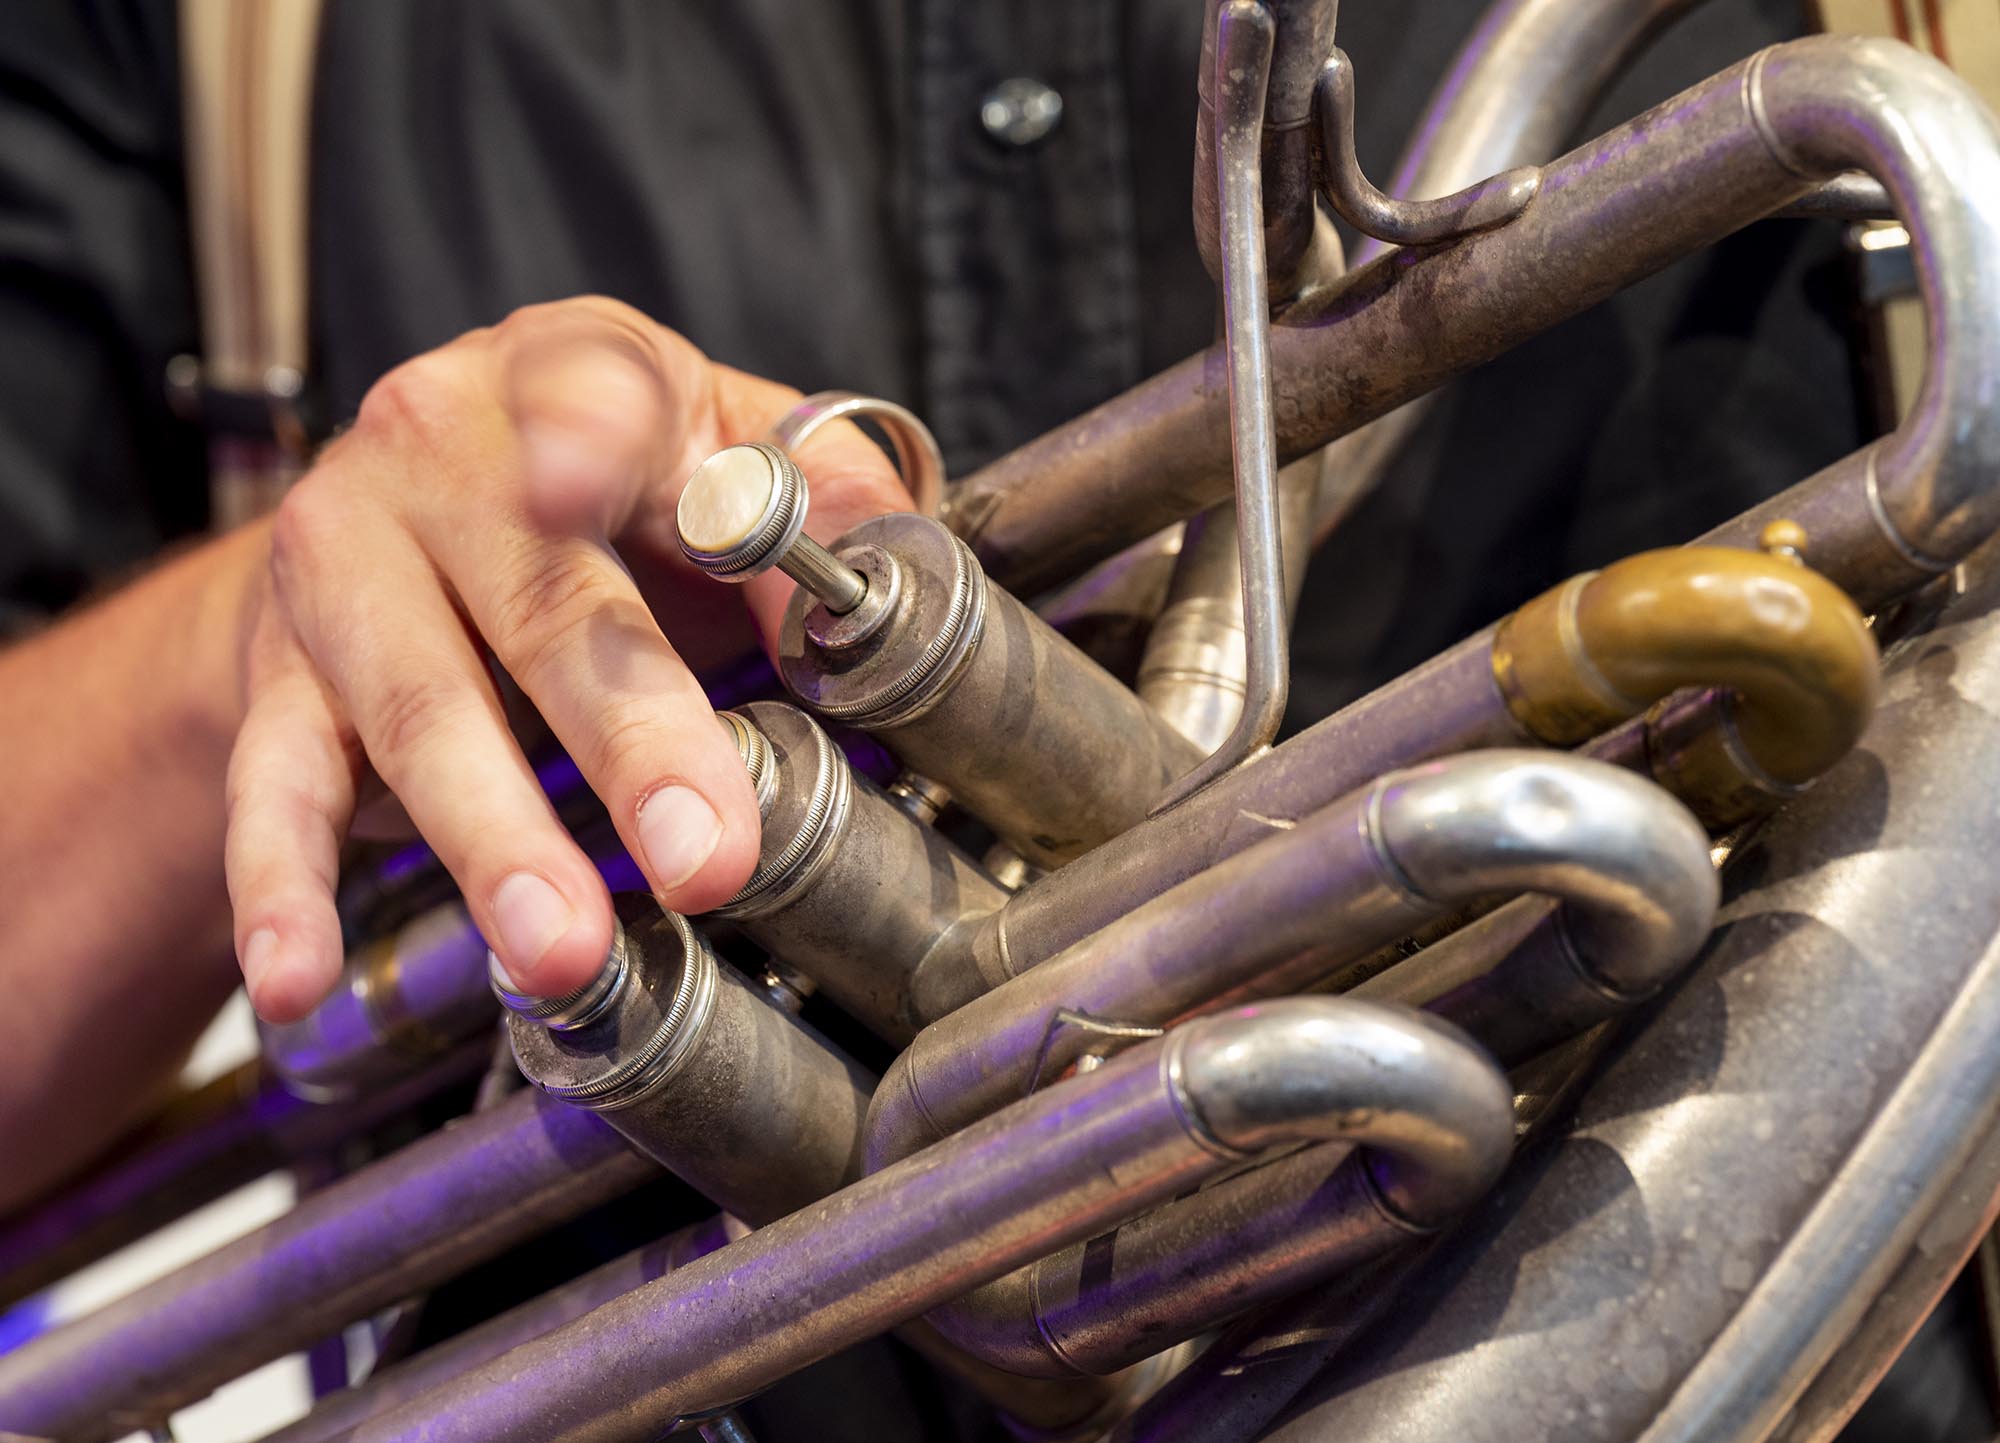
[1493,545,1880,790]
[866,750,1716,1172]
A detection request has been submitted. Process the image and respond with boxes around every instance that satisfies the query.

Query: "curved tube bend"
[925,1002,1515,1378]
[1493,545,1879,789]
[867,750,1714,1171]
[1710,38,2000,588]
[268,999,1481,1442]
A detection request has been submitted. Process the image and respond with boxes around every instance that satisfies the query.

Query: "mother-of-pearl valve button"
[677,442,870,615]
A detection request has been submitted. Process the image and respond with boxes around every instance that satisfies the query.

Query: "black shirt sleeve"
[0,0,205,636]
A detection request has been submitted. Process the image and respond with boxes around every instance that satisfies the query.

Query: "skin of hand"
[225,295,910,1022]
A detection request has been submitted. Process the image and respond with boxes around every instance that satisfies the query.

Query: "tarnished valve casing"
[495,895,871,1225]
[715,703,1008,1040]
[677,442,1202,866]
[775,513,1202,866]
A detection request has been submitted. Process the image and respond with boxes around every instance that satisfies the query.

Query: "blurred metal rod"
[0,1089,657,1441]
[295,998,1449,1443]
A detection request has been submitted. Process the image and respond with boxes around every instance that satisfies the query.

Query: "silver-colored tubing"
[767,390,946,522]
[1136,459,1317,751]
[1636,925,2000,1443]
[928,19,1992,1023]
[922,761,1715,1380]
[1157,0,1290,809]
[1697,42,2000,607]
[261,1217,739,1443]
[1236,552,2000,1443]
[286,997,1448,1443]
[1191,0,1341,290]
[871,749,1713,1168]
[260,901,496,1100]
[936,33,2000,1013]
[1313,47,1541,248]
[949,36,2000,604]
[925,1005,1514,1377]
[0,1089,657,1441]
[716,702,1008,1040]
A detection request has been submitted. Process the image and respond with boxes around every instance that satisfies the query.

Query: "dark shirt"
[0,0,1862,716]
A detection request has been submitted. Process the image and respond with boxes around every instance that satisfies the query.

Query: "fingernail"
[240,927,280,993]
[638,785,723,892]
[491,871,579,983]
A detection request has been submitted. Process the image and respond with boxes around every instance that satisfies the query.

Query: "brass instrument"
[5,2,2000,1441]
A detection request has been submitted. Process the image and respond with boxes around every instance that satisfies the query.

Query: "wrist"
[138,519,274,771]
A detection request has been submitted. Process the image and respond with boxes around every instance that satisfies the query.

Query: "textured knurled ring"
[488,932,632,1033]
[717,721,850,916]
[719,711,778,813]
[806,532,986,728]
[537,913,718,1109]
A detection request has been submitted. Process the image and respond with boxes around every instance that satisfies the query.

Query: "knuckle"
[354,349,475,446]
[366,667,475,776]
[585,702,677,791]
[266,481,348,600]
[490,550,619,681]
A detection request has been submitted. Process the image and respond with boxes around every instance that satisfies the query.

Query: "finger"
[498,298,706,537]
[442,521,763,918]
[703,366,916,646]
[272,489,614,997]
[225,635,357,1024]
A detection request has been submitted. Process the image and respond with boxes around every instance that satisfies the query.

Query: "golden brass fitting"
[1492,542,1880,790]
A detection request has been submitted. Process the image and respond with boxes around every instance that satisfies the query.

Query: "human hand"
[224,297,909,1021]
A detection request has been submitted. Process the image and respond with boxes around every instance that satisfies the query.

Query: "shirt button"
[979,77,1063,147]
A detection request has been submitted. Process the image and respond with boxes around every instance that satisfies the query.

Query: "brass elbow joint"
[1492,537,1880,798]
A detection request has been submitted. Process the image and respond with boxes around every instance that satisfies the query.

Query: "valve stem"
[677,442,870,614]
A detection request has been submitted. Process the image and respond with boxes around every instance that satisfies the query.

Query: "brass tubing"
[288,999,1460,1443]
[715,702,1008,1041]
[922,543,1873,1016]
[1492,545,1880,786]
[950,37,2000,602]
[872,751,1712,1169]
[0,1089,658,1441]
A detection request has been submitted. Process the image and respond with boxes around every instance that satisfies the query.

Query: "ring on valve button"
[765,391,947,521]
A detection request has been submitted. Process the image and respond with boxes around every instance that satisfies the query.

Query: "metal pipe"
[1311,0,1707,539]
[872,750,1712,1167]
[919,542,1864,1023]
[923,758,1719,1381]
[1492,541,1881,793]
[713,703,1007,1040]
[949,37,2000,603]
[260,900,496,1099]
[499,898,872,1227]
[1156,0,1290,808]
[924,1006,1514,1378]
[1636,926,2000,1443]
[1191,0,1341,294]
[287,997,1474,1443]
[1313,47,1540,248]
[1769,1111,2000,1443]
[0,1088,657,1441]
[680,445,1203,867]
[0,1043,489,1312]
[261,1217,740,1443]
[1232,552,2000,1443]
